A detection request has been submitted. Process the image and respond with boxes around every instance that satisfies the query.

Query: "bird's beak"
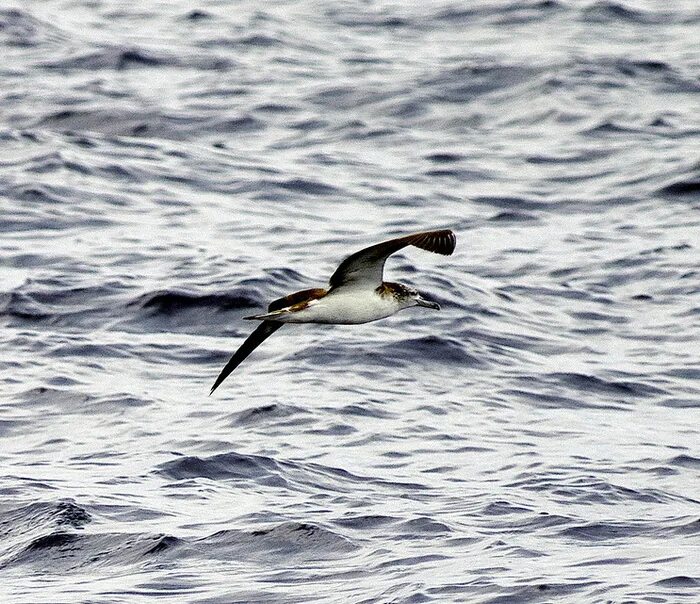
[415,295,440,310]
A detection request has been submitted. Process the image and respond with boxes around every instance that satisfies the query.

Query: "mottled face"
[381,282,441,311]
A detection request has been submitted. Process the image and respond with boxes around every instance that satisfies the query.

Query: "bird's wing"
[209,321,283,394]
[209,288,327,394]
[328,229,456,290]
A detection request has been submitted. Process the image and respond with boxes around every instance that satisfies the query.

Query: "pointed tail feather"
[209,321,283,394]
[243,309,290,321]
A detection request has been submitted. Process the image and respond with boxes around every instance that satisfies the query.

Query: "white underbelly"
[282,290,398,324]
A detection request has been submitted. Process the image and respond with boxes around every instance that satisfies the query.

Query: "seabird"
[210,229,456,394]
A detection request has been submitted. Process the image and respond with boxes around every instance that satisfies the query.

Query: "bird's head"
[383,282,441,311]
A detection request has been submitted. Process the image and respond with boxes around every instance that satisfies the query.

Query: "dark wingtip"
[208,321,284,395]
[411,229,456,256]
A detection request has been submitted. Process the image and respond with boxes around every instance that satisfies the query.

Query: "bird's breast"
[284,289,400,324]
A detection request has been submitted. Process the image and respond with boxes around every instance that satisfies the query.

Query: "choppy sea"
[1,1,699,602]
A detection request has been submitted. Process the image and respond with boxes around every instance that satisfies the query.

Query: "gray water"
[1,1,699,602]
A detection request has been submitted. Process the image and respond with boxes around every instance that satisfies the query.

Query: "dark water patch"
[477,581,597,604]
[157,451,286,487]
[24,531,78,550]
[0,499,94,569]
[377,335,486,368]
[434,1,563,25]
[346,126,398,140]
[653,576,700,588]
[0,418,29,436]
[499,388,581,410]
[91,393,151,411]
[581,2,667,24]
[489,211,538,223]
[497,284,602,303]
[302,460,429,494]
[658,397,700,409]
[669,519,700,536]
[397,517,452,535]
[201,521,356,560]
[471,195,551,211]
[0,8,68,47]
[482,509,574,533]
[200,33,287,51]
[422,63,539,104]
[263,267,312,287]
[425,152,464,164]
[504,473,677,506]
[183,9,212,21]
[613,58,674,78]
[9,182,65,203]
[668,455,700,469]
[0,291,54,322]
[582,121,644,136]
[333,514,397,530]
[492,543,546,559]
[278,177,338,196]
[309,85,396,111]
[15,387,91,410]
[254,102,298,114]
[560,480,677,506]
[568,310,628,324]
[375,553,450,571]
[3,530,188,571]
[40,45,231,72]
[548,372,665,399]
[308,422,357,436]
[210,115,264,133]
[114,48,170,69]
[227,403,310,427]
[641,242,693,256]
[385,99,427,119]
[0,499,91,541]
[572,556,636,567]
[481,501,531,516]
[35,108,241,140]
[125,288,262,335]
[658,179,700,197]
[159,451,427,497]
[38,108,163,139]
[13,282,126,308]
[134,289,259,315]
[526,148,613,164]
[239,33,283,47]
[0,282,131,329]
[494,0,566,24]
[328,10,412,30]
[288,117,328,131]
[424,167,485,179]
[559,520,650,541]
[339,402,397,420]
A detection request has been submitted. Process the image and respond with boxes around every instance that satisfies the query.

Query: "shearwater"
[210,229,456,394]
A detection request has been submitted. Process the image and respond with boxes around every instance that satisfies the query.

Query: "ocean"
[1,0,699,602]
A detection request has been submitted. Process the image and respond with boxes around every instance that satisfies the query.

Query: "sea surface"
[1,1,699,602]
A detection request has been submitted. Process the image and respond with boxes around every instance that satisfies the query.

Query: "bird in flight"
[210,229,456,394]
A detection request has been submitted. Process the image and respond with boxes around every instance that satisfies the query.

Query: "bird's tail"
[244,309,292,321]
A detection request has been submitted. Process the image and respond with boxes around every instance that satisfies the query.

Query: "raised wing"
[328,229,456,290]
